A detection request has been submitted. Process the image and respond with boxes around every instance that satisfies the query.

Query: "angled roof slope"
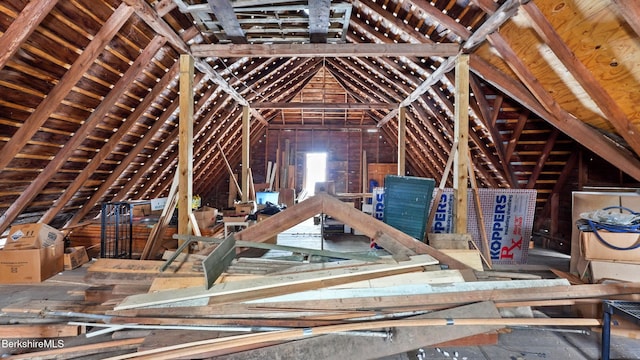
[0,0,639,237]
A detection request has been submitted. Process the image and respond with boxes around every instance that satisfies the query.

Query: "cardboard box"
[0,240,64,283]
[5,223,64,250]
[63,246,89,270]
[581,230,640,263]
[193,206,218,230]
[589,260,640,283]
[235,201,256,215]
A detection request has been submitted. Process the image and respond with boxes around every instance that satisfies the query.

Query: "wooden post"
[178,54,194,240]
[241,105,250,202]
[454,54,469,234]
[397,106,406,176]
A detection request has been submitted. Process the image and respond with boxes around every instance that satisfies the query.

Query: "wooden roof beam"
[40,63,180,224]
[521,1,640,157]
[0,0,60,71]
[251,102,399,110]
[469,53,640,182]
[0,36,167,232]
[124,0,249,106]
[0,3,133,173]
[191,43,461,58]
[612,0,640,38]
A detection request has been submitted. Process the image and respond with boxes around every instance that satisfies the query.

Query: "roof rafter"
[0,2,134,174]
[521,1,640,157]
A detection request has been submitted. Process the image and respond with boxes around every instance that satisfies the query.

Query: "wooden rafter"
[40,63,180,224]
[522,1,640,157]
[0,0,60,71]
[526,129,559,189]
[469,74,517,188]
[0,3,133,173]
[191,43,460,58]
[0,36,166,233]
[611,0,640,39]
[505,111,529,160]
[124,0,248,106]
[469,54,640,182]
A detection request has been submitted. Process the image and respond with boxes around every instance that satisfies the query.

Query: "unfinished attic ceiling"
[1,0,640,244]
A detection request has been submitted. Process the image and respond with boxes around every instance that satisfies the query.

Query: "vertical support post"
[178,54,194,241]
[241,105,250,202]
[397,106,406,176]
[454,54,469,234]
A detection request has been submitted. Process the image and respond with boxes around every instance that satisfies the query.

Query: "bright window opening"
[304,152,327,196]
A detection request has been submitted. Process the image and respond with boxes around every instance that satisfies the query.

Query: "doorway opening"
[304,152,327,197]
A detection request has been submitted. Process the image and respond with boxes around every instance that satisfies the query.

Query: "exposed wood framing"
[454,55,470,234]
[178,54,195,238]
[207,0,247,43]
[522,1,640,157]
[0,3,134,172]
[0,0,60,71]
[191,43,461,58]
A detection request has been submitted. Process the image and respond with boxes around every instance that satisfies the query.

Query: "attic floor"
[1,220,639,359]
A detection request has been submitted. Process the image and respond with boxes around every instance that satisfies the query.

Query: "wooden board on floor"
[250,282,640,311]
[0,324,82,338]
[114,255,438,310]
[149,277,205,292]
[184,301,504,360]
[440,249,484,271]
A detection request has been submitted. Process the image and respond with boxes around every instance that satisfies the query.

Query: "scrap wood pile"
[2,194,640,359]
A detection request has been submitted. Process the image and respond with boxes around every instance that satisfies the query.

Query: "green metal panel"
[383,175,435,241]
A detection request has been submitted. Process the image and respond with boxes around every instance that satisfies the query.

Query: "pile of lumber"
[2,194,640,359]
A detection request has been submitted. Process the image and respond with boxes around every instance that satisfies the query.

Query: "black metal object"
[602,300,640,360]
[100,202,133,259]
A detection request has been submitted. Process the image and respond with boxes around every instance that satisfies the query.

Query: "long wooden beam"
[612,0,640,38]
[0,3,133,173]
[178,54,195,239]
[522,1,640,157]
[125,0,248,106]
[0,0,60,71]
[469,54,640,182]
[39,63,180,224]
[250,102,399,109]
[191,43,461,58]
[0,36,166,233]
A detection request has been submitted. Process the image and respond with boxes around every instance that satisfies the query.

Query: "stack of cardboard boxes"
[0,223,65,283]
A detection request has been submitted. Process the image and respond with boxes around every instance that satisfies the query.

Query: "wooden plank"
[241,106,250,202]
[0,324,81,338]
[252,282,640,311]
[178,54,195,240]
[454,54,470,235]
[149,277,205,292]
[205,302,503,360]
[440,249,484,271]
[203,235,236,289]
[175,234,390,264]
[88,259,201,275]
[397,106,406,175]
[372,231,415,261]
[251,102,399,109]
[114,255,438,310]
[207,0,247,43]
[319,193,471,269]
[7,338,144,360]
[247,279,569,306]
[191,43,461,58]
